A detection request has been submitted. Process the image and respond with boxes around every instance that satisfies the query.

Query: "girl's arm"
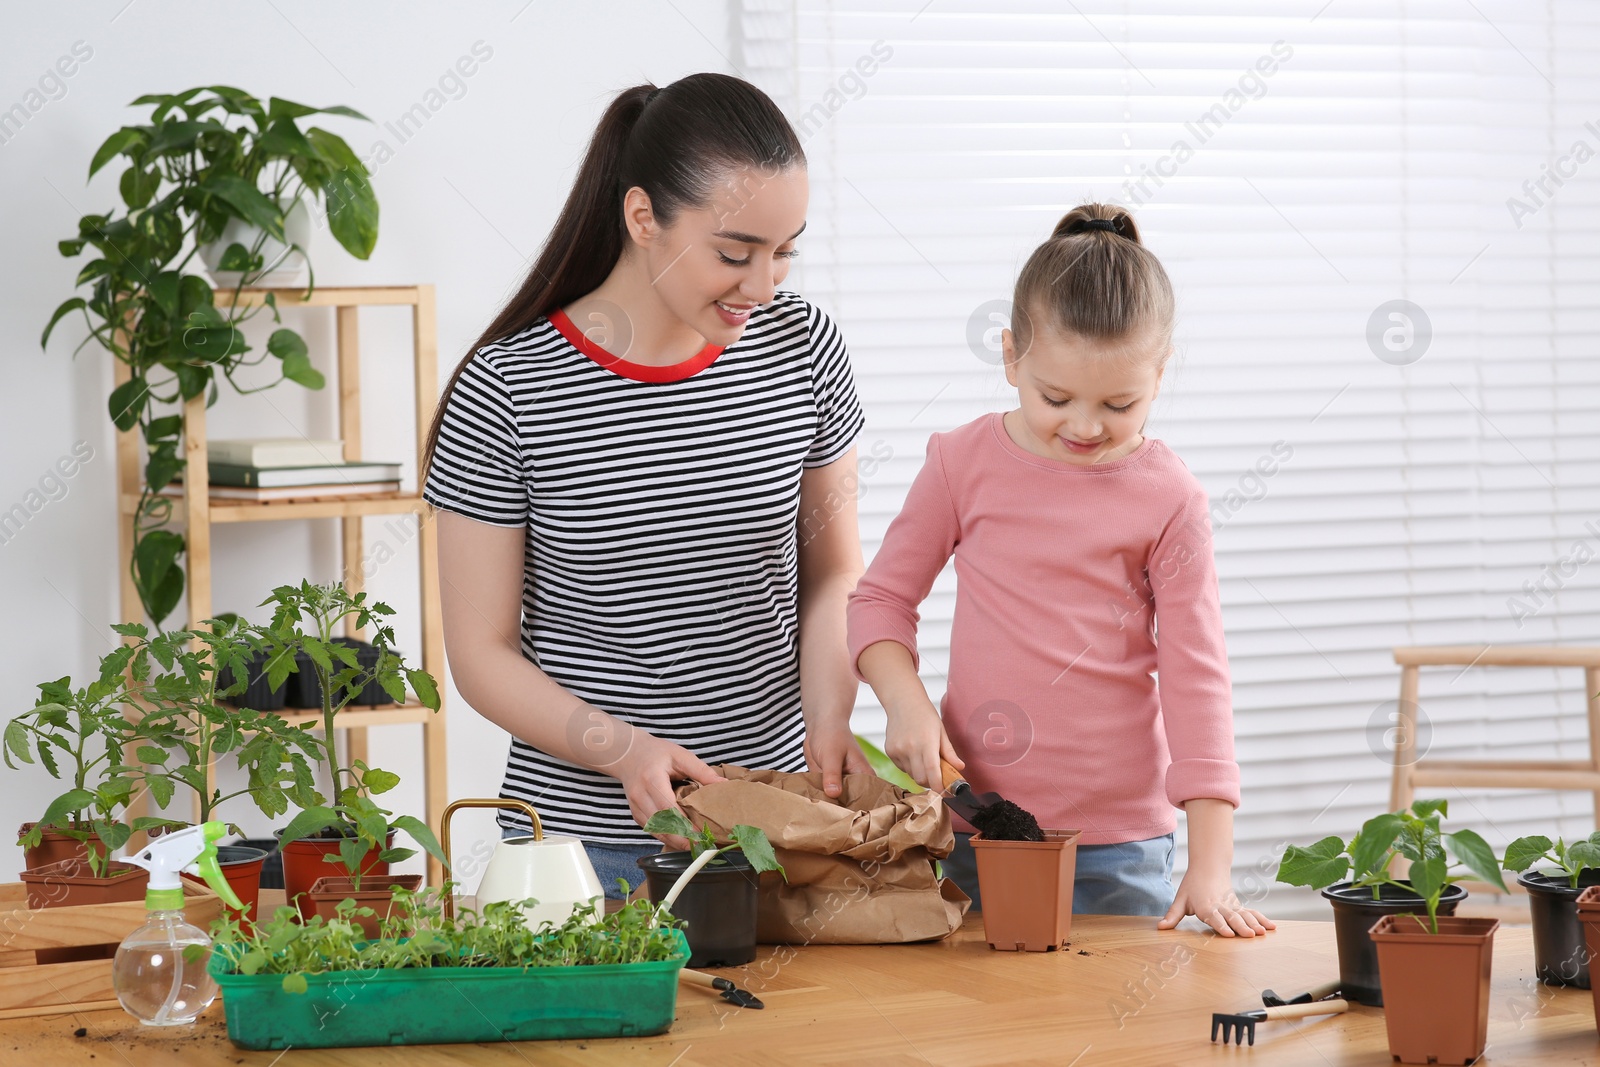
[1145,486,1271,936]
[846,434,964,790]
[436,510,723,848]
[797,447,873,798]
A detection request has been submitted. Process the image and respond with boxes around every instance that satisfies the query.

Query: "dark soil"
[969,799,1045,841]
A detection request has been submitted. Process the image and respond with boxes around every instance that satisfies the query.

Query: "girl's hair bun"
[1051,204,1142,245]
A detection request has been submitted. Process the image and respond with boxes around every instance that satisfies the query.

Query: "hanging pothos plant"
[41,86,380,628]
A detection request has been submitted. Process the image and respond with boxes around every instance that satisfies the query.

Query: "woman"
[422,73,870,896]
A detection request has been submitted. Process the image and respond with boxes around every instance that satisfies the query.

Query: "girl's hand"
[884,698,964,791]
[804,724,873,798]
[1158,868,1274,938]
[611,728,726,850]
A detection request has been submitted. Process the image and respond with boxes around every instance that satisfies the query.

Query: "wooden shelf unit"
[114,284,448,885]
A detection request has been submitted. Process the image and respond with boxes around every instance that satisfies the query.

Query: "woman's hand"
[804,723,873,798]
[611,728,726,850]
[1159,867,1274,937]
[884,698,964,791]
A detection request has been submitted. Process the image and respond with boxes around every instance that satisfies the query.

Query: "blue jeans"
[942,831,1176,916]
[500,827,662,901]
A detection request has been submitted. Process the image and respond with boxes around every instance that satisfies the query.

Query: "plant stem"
[654,846,727,924]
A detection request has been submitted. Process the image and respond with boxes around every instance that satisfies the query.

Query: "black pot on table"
[1322,880,1467,1006]
[637,850,759,968]
[285,637,391,708]
[1520,868,1600,987]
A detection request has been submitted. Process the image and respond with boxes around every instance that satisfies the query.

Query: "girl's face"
[1001,323,1167,466]
[628,164,809,345]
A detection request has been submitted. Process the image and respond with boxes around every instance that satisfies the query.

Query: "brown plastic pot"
[969,829,1080,952]
[1574,885,1600,1028]
[180,845,269,923]
[308,874,423,938]
[18,858,149,910]
[1369,913,1498,1066]
[277,829,391,919]
[16,822,99,873]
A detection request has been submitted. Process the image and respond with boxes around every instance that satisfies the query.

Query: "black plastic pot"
[237,836,284,890]
[637,851,759,968]
[1322,880,1467,1006]
[218,650,287,711]
[285,637,390,708]
[1521,869,1600,988]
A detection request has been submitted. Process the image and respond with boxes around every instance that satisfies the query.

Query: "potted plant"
[6,662,146,906]
[41,85,379,628]
[1276,798,1493,1006]
[252,581,446,919]
[207,885,690,1048]
[1502,832,1600,988]
[639,809,785,967]
[118,617,326,919]
[1364,803,1504,1066]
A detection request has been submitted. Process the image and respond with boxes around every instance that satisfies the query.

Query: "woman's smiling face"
[1001,323,1167,465]
[628,164,809,345]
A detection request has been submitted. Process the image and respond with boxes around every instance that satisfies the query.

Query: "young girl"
[422,74,871,897]
[847,204,1273,937]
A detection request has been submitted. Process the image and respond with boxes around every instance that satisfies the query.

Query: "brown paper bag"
[673,765,971,944]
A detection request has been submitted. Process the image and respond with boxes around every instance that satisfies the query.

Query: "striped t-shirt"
[422,290,865,843]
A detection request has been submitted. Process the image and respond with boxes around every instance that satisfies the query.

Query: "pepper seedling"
[1277,798,1506,932]
[1503,832,1600,890]
[644,808,785,921]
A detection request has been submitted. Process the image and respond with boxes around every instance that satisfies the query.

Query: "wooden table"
[4,915,1594,1066]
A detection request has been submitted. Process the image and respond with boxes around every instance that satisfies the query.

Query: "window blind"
[740,0,1600,916]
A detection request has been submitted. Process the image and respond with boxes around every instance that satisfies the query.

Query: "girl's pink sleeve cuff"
[1165,758,1241,809]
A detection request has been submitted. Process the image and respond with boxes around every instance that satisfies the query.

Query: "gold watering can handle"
[440,797,544,919]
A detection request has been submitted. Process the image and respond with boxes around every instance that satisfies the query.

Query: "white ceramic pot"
[475,833,605,928]
[199,198,312,287]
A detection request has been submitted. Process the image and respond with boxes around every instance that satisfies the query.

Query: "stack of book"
[177,438,403,501]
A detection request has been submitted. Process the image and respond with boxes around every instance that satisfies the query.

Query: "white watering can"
[440,798,603,927]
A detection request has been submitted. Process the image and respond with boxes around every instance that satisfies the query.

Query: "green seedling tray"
[208,930,690,1049]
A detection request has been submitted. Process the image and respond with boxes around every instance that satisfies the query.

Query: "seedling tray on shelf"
[208,928,690,1049]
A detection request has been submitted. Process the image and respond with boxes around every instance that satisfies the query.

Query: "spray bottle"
[111,821,245,1026]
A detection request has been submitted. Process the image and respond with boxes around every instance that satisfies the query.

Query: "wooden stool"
[1389,645,1600,824]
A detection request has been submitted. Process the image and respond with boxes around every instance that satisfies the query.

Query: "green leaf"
[88,127,146,178]
[200,174,285,241]
[279,348,324,390]
[1408,854,1447,912]
[147,773,174,809]
[282,972,308,995]
[1275,836,1350,889]
[143,554,185,627]
[256,116,319,160]
[855,733,922,793]
[1503,835,1553,872]
[1446,829,1507,891]
[389,814,449,867]
[376,672,406,705]
[730,824,784,878]
[1351,813,1404,880]
[216,242,262,272]
[178,274,213,316]
[279,805,342,843]
[4,721,33,767]
[338,835,367,873]
[1412,798,1448,820]
[644,808,696,840]
[181,321,247,363]
[361,767,400,795]
[58,238,86,257]
[145,271,182,320]
[107,376,148,431]
[405,669,439,711]
[41,297,86,348]
[133,530,184,598]
[35,789,97,832]
[119,165,161,210]
[306,128,378,260]
[134,745,168,765]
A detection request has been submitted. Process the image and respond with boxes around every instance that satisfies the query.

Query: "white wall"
[0,0,733,889]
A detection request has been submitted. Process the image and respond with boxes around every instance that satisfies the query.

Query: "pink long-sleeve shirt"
[847,413,1240,845]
